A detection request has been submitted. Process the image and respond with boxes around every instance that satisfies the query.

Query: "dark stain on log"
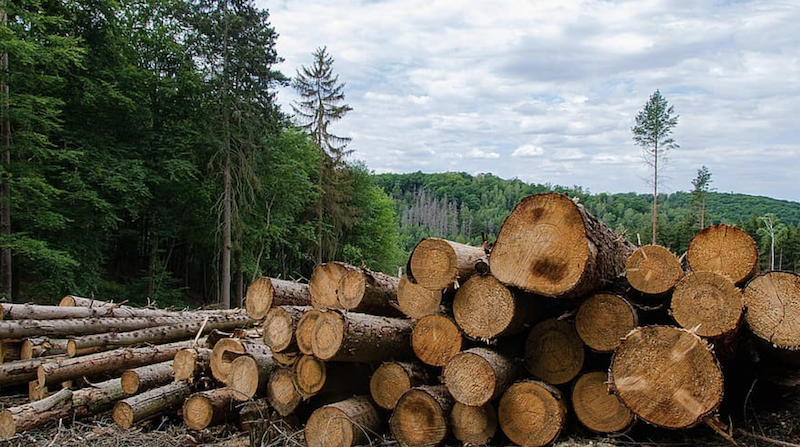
[530,207,544,221]
[533,258,568,283]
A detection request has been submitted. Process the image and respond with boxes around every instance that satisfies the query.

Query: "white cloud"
[512,144,545,158]
[466,148,501,159]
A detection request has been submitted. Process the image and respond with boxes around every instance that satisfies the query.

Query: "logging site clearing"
[2,192,800,447]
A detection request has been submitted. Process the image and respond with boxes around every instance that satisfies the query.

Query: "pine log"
[296,309,323,355]
[183,389,237,430]
[1,340,20,363]
[336,267,402,316]
[571,371,634,434]
[59,295,119,308]
[451,402,497,445]
[227,351,275,402]
[443,347,521,406]
[390,385,453,447]
[744,271,800,350]
[37,340,194,387]
[312,310,414,362]
[397,274,442,319]
[292,354,326,398]
[408,237,485,291]
[625,245,684,296]
[71,377,127,417]
[671,271,742,339]
[209,338,271,385]
[1,302,237,320]
[498,380,568,447]
[305,396,382,447]
[490,193,635,298]
[309,262,355,310]
[245,277,311,320]
[609,325,724,429]
[113,380,193,429]
[121,360,174,395]
[453,274,539,340]
[172,347,211,382]
[370,361,431,410]
[0,388,73,439]
[20,337,67,359]
[524,318,584,385]
[575,293,638,353]
[0,355,66,388]
[273,351,299,367]
[28,380,48,402]
[262,305,310,352]
[0,315,226,339]
[687,224,759,285]
[267,367,302,416]
[411,314,462,367]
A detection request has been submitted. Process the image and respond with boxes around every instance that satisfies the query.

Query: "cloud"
[466,148,501,159]
[512,144,545,158]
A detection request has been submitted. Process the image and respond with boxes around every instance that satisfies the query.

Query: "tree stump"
[571,371,634,434]
[443,347,521,406]
[687,224,759,285]
[245,277,310,320]
[625,245,684,296]
[453,274,539,340]
[369,361,431,410]
[390,385,453,447]
[411,314,463,367]
[671,271,742,339]
[337,268,402,316]
[498,380,567,447]
[575,293,638,353]
[744,271,800,350]
[450,402,497,445]
[397,274,442,319]
[408,238,485,291]
[311,310,413,362]
[305,396,381,447]
[524,319,584,384]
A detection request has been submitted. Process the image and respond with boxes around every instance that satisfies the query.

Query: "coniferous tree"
[691,166,712,230]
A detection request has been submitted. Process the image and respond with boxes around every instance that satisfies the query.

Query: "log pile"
[1,192,797,447]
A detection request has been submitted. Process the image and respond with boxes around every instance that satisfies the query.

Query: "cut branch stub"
[450,402,498,445]
[743,271,800,350]
[626,245,684,296]
[411,314,463,367]
[671,271,742,339]
[609,325,724,429]
[575,293,638,353]
[498,380,568,447]
[304,396,381,447]
[443,347,521,406]
[687,224,759,285]
[408,238,485,291]
[453,274,539,340]
[245,277,311,320]
[571,371,634,434]
[397,274,442,319]
[524,318,585,385]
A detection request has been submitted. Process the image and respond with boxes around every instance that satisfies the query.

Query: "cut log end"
[268,368,301,416]
[451,402,497,445]
[183,393,215,431]
[245,277,274,320]
[263,307,296,352]
[120,370,141,395]
[390,387,451,447]
[575,293,638,353]
[296,309,323,355]
[499,380,567,447]
[525,319,585,385]
[370,362,412,410]
[305,396,380,447]
[210,338,245,384]
[0,410,15,439]
[293,355,326,398]
[112,402,135,429]
[572,371,633,434]
[311,311,345,361]
[409,238,460,290]
[671,271,742,339]
[453,274,519,339]
[309,263,349,310]
[687,224,759,285]
[443,350,499,406]
[397,274,442,319]
[744,271,800,350]
[337,270,366,310]
[626,245,684,295]
[227,356,261,402]
[412,315,462,367]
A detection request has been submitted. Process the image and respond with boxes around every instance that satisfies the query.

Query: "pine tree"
[691,166,712,230]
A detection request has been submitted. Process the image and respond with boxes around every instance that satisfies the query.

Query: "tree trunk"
[305,396,381,447]
[396,273,442,319]
[209,338,271,385]
[451,402,497,445]
[743,271,800,350]
[411,314,462,367]
[0,315,232,339]
[2,302,244,320]
[58,295,119,308]
[369,361,431,410]
[222,151,232,310]
[575,293,638,353]
[609,326,723,429]
[407,238,485,291]
[453,274,540,340]
[0,388,73,439]
[71,377,127,417]
[121,360,174,395]
[443,347,521,406]
[20,338,67,359]
[1,8,11,303]
[390,385,453,447]
[311,310,413,362]
[296,308,323,355]
[571,371,634,434]
[172,347,211,383]
[308,261,355,310]
[183,389,236,430]
[625,245,684,296]
[337,267,402,316]
[227,351,275,402]
[687,224,759,285]
[0,355,66,388]
[245,277,311,320]
[671,271,742,340]
[524,318,585,385]
[113,380,193,428]
[263,305,310,353]
[490,193,635,298]
[499,380,568,447]
[267,367,302,416]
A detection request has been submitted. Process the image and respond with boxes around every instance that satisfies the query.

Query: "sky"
[260,0,800,202]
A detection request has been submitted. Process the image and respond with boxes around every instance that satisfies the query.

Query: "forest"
[2,0,798,308]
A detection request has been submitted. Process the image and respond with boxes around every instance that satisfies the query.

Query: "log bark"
[113,380,193,428]
[37,340,194,387]
[336,267,402,316]
[369,361,431,410]
[0,355,66,388]
[59,295,120,308]
[0,315,230,339]
[20,337,67,359]
[575,293,638,353]
[490,193,635,298]
[292,354,326,398]
[28,380,48,402]
[311,310,414,362]
[267,367,302,416]
[245,277,311,320]
[0,388,73,439]
[524,318,585,385]
[411,314,462,367]
[396,273,442,319]
[609,325,724,429]
[305,396,382,447]
[0,340,19,363]
[743,271,800,351]
[227,351,275,402]
[172,347,211,383]
[671,271,742,340]
[183,389,237,430]
[2,302,239,320]
[625,245,684,296]
[687,224,759,285]
[443,347,521,406]
[121,360,174,395]
[309,262,355,310]
[498,380,568,447]
[209,338,271,385]
[296,309,323,355]
[408,237,485,291]
[451,402,497,445]
[453,274,540,340]
[262,305,310,352]
[571,371,634,434]
[390,385,453,447]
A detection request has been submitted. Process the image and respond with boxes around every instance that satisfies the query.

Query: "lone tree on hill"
[691,166,713,230]
[632,90,679,245]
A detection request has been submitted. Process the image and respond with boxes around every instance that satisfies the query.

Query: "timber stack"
[1,191,798,447]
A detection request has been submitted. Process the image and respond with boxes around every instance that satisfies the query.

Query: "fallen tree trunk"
[743,271,800,351]
[671,271,742,340]
[451,402,498,445]
[183,389,236,430]
[305,396,382,447]
[311,310,414,362]
[443,347,521,406]
[172,347,211,383]
[687,224,759,285]
[524,318,585,385]
[396,274,442,319]
[498,380,568,447]
[113,380,193,429]
[490,193,635,298]
[411,314,463,367]
[572,371,634,434]
[20,337,67,359]
[575,293,638,353]
[370,361,431,410]
[337,268,402,316]
[245,277,311,320]
[390,385,453,447]
[408,238,485,291]
[262,305,310,353]
[625,245,684,296]
[121,360,174,395]
[453,274,539,340]
[227,351,275,402]
[0,315,225,339]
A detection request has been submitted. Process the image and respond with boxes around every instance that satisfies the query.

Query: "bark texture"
[112,381,193,428]
[245,277,311,320]
[311,310,414,362]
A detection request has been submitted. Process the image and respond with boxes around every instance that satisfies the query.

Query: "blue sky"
[260,0,800,202]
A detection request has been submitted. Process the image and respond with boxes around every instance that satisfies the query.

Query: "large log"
[209,338,271,385]
[743,271,800,350]
[575,293,638,353]
[1,302,239,320]
[59,295,121,308]
[625,245,684,296]
[671,271,742,340]
[267,367,302,416]
[524,318,584,385]
[407,238,485,291]
[0,388,73,439]
[498,380,568,447]
[245,277,311,320]
[113,380,193,428]
[609,325,724,429]
[0,355,66,388]
[571,371,634,434]
[451,402,497,445]
[305,396,382,447]
[309,262,355,310]
[20,337,67,359]
[311,310,413,362]
[172,347,211,382]
[453,274,539,340]
[227,351,275,402]
[336,267,402,316]
[369,361,431,410]
[411,314,462,367]
[687,224,759,285]
[296,309,323,355]
[183,389,237,430]
[121,360,174,395]
[390,385,453,447]
[396,274,442,319]
[37,340,194,387]
[490,193,635,298]
[293,354,326,398]
[262,305,310,352]
[0,315,226,339]
[443,347,521,406]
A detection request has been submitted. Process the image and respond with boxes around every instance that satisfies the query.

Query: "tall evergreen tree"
[691,165,712,230]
